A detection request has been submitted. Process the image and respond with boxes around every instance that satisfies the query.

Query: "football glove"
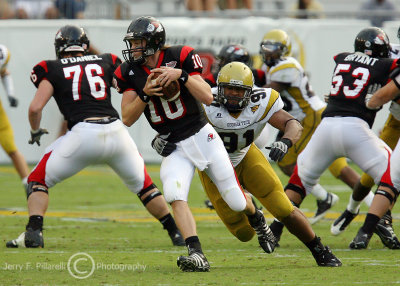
[151,135,176,157]
[268,138,292,162]
[28,128,49,146]
[365,83,381,110]
[8,96,18,107]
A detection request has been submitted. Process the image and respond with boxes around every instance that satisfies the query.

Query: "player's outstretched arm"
[269,109,303,145]
[367,81,399,109]
[29,80,53,131]
[184,74,213,105]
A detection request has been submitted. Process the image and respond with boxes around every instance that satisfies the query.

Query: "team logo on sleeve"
[207,133,216,142]
[165,61,177,68]
[251,105,260,113]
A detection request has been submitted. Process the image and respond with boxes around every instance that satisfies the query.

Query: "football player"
[281,27,398,249]
[0,44,30,189]
[200,61,341,267]
[331,27,400,249]
[350,59,400,249]
[204,44,266,88]
[114,16,275,272]
[6,25,184,249]
[259,29,364,228]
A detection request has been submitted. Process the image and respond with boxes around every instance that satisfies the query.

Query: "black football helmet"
[54,25,89,59]
[218,44,251,68]
[354,27,390,58]
[122,16,166,65]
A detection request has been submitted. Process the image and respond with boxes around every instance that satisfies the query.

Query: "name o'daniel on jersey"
[60,55,102,64]
[344,53,378,66]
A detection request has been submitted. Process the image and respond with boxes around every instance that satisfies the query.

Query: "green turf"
[0,164,399,285]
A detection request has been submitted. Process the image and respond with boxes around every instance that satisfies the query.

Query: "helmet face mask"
[122,16,166,65]
[54,25,90,59]
[260,29,291,67]
[217,62,254,113]
[354,27,390,58]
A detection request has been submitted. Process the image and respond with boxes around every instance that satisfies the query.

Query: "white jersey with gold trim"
[0,44,10,70]
[262,57,325,121]
[204,86,284,166]
[390,43,400,119]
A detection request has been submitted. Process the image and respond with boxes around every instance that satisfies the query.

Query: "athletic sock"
[347,195,362,214]
[26,215,43,231]
[310,184,328,201]
[159,213,178,234]
[185,236,203,254]
[361,213,380,234]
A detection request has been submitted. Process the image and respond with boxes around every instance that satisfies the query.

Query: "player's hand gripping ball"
[152,72,180,102]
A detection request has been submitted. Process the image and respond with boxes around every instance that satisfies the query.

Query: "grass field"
[1,163,399,285]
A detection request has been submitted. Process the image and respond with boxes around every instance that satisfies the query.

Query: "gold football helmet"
[217,61,254,113]
[260,29,292,66]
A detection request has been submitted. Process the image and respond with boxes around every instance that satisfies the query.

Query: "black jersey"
[114,45,208,143]
[205,68,266,88]
[323,52,398,127]
[31,53,121,128]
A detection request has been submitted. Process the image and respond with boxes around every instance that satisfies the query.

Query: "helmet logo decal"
[374,34,385,45]
[147,24,155,32]
[229,79,243,84]
[165,61,177,68]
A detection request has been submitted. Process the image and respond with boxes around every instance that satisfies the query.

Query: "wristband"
[137,90,151,103]
[281,138,293,148]
[179,70,189,84]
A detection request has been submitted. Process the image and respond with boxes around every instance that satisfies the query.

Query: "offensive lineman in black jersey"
[281,27,398,249]
[6,25,185,249]
[114,16,276,272]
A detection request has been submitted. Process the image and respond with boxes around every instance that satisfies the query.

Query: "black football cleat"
[177,252,210,272]
[169,229,185,246]
[312,245,342,267]
[374,213,400,249]
[349,228,372,250]
[269,219,284,247]
[331,209,359,236]
[248,210,276,253]
[310,192,339,224]
[6,227,44,248]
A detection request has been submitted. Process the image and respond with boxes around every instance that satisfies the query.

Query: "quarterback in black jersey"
[281,27,397,245]
[115,16,275,272]
[6,25,184,249]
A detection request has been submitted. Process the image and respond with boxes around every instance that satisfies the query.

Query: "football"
[152,72,181,102]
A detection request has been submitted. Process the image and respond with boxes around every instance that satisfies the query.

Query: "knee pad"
[328,157,348,178]
[285,183,306,200]
[26,181,48,199]
[137,183,161,206]
[375,185,399,204]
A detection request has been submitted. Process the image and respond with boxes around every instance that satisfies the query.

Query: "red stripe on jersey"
[180,46,194,68]
[38,60,48,73]
[380,148,393,187]
[28,152,52,187]
[390,58,399,72]
[189,71,201,76]
[142,165,154,190]
[114,65,125,81]
[288,165,306,191]
[204,73,216,85]
[143,66,151,75]
[156,50,165,68]
[111,54,119,65]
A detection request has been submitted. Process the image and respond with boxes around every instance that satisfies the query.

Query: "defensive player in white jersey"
[259,30,363,228]
[199,61,342,267]
[0,44,30,189]
[331,27,400,249]
[350,58,400,249]
[282,27,398,250]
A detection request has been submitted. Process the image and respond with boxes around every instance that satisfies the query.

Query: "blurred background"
[0,0,399,163]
